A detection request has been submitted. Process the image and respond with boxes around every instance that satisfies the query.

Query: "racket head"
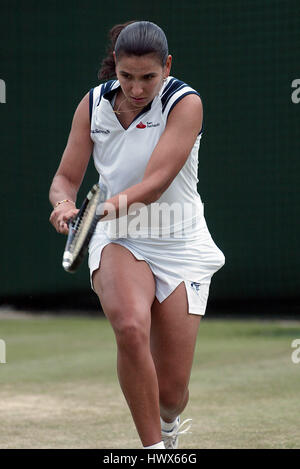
[62,182,107,273]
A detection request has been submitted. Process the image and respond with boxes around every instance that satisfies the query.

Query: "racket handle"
[62,251,74,271]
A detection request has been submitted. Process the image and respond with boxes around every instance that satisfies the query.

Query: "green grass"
[0,315,300,448]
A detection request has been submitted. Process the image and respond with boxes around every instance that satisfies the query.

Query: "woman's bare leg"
[92,243,162,446]
[150,282,202,422]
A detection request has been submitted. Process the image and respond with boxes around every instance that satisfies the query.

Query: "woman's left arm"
[102,94,202,218]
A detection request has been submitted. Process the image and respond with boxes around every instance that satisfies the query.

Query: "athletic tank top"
[89,76,204,238]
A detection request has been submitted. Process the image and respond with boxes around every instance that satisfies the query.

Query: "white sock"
[144,441,165,449]
[161,416,179,432]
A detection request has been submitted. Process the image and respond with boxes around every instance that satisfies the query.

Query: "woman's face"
[114,52,172,109]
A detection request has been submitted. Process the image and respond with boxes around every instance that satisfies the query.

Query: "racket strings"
[71,194,99,258]
[63,183,107,272]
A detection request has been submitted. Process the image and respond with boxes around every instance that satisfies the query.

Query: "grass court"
[0,313,299,449]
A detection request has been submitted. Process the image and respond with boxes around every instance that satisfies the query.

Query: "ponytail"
[98,20,169,81]
[98,21,136,80]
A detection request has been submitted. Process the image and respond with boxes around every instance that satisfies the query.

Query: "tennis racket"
[62,182,107,273]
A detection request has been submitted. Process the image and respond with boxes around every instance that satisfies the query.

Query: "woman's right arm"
[49,91,93,234]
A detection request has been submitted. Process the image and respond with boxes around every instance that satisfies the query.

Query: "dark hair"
[98,21,169,80]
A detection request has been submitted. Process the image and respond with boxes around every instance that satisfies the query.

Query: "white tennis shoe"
[161,416,192,449]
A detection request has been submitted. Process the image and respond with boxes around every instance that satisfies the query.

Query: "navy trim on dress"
[130,101,153,125]
[166,90,204,136]
[97,80,117,106]
[167,91,200,116]
[161,79,187,113]
[161,77,176,101]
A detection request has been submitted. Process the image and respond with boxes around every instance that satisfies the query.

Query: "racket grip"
[62,251,74,271]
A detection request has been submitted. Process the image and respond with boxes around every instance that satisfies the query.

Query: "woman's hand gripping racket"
[62,182,107,273]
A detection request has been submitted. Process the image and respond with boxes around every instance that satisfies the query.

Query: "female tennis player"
[49,21,225,449]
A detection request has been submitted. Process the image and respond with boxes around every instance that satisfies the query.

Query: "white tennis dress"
[88,76,225,315]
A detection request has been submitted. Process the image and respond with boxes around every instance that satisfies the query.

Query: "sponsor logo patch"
[136,121,160,129]
[190,282,201,292]
[91,128,110,135]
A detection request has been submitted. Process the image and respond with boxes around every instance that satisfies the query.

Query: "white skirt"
[88,215,225,316]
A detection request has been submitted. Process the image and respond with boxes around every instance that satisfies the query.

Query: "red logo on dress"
[136,121,146,129]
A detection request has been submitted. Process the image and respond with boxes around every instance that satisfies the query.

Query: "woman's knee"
[159,380,189,413]
[116,319,149,352]
[106,304,151,355]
